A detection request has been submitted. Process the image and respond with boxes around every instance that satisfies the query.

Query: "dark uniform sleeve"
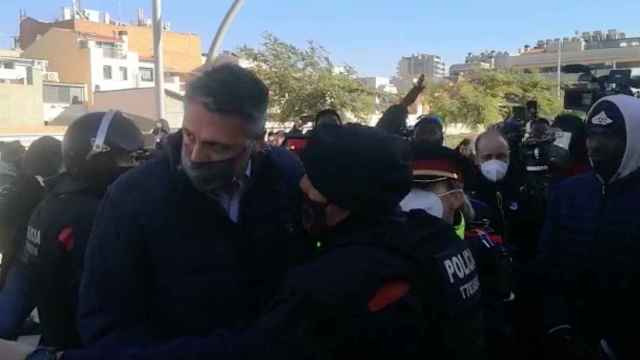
[77,188,151,347]
[0,265,36,338]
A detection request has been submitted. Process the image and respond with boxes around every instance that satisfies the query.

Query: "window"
[44,85,85,104]
[140,67,154,82]
[120,66,128,81]
[103,65,112,80]
[3,62,15,69]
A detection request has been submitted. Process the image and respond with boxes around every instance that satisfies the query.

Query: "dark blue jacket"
[77,132,310,347]
[63,211,485,360]
[539,170,640,359]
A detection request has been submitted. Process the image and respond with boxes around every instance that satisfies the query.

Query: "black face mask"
[181,148,248,195]
[302,193,330,237]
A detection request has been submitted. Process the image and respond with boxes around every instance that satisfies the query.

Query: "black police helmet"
[63,111,144,183]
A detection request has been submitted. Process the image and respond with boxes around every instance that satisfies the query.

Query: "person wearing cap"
[538,95,640,359]
[76,64,310,349]
[401,143,513,360]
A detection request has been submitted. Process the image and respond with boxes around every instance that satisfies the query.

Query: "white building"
[85,31,181,93]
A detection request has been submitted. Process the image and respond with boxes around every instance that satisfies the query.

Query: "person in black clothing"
[76,64,310,349]
[0,136,62,287]
[51,124,484,360]
[552,113,591,180]
[376,74,425,137]
[539,95,640,360]
[400,144,511,359]
[468,129,522,243]
[4,112,145,351]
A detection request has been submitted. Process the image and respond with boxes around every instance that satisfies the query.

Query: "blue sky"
[2,0,639,77]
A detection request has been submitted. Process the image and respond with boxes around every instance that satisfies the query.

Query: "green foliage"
[423,69,563,127]
[237,33,375,123]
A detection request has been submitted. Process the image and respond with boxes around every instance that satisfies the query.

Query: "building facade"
[19,8,202,77]
[450,30,640,79]
[0,52,46,127]
[22,27,181,103]
[397,54,446,81]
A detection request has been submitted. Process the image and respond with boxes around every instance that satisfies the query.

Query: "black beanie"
[302,124,411,215]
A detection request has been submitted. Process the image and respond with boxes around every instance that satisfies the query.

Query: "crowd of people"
[0,63,637,359]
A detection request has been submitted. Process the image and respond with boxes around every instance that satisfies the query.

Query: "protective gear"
[481,159,508,182]
[400,189,443,218]
[62,111,144,192]
[180,145,249,195]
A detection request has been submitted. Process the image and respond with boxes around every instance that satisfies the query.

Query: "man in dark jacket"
[77,64,309,348]
[50,124,483,360]
[539,95,640,360]
[468,129,524,245]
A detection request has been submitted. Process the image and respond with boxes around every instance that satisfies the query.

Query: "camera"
[562,64,640,112]
[520,126,572,205]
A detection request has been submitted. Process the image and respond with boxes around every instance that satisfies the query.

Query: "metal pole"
[557,39,562,99]
[152,0,165,119]
[207,0,245,63]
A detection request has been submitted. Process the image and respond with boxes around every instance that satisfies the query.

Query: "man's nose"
[188,143,207,162]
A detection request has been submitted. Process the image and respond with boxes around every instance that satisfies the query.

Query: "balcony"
[102,48,127,59]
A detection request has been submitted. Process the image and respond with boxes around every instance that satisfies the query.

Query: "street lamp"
[207,0,245,63]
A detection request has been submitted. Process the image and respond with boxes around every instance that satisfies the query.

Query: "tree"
[237,33,375,123]
[423,69,562,128]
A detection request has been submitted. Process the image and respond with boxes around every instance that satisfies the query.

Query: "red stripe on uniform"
[368,280,411,313]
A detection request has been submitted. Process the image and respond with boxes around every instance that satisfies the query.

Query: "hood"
[590,95,640,182]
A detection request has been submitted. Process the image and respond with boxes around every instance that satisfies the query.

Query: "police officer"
[46,124,483,360]
[400,144,512,359]
[13,111,144,351]
[0,136,62,287]
[539,95,640,360]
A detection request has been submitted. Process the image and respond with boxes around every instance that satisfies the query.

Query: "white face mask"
[481,159,509,182]
[400,188,444,218]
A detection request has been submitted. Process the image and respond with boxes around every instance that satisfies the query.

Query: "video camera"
[562,64,640,112]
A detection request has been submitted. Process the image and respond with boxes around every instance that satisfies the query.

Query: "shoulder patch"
[57,226,75,252]
[368,280,411,313]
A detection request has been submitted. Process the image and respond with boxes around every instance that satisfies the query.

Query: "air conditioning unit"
[44,72,60,82]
